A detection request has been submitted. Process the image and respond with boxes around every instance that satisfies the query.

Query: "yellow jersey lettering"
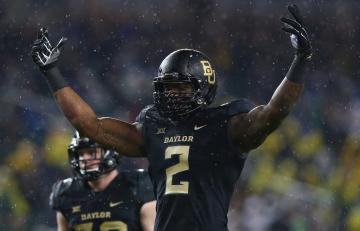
[81,211,112,221]
[164,136,194,144]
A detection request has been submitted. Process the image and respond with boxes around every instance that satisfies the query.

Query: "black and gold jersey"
[49,170,154,231]
[136,99,254,231]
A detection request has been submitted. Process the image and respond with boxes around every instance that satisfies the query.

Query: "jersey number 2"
[165,145,190,195]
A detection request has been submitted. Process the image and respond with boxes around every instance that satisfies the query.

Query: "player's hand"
[31,27,67,70]
[281,4,312,60]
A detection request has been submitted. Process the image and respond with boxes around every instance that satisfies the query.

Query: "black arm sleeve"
[42,67,68,92]
[285,55,310,84]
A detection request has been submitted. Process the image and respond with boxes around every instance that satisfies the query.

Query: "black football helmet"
[153,49,217,119]
[67,131,121,181]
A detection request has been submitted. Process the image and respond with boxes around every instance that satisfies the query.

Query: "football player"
[50,132,156,231]
[33,5,312,231]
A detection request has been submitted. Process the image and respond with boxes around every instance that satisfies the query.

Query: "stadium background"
[1,0,360,230]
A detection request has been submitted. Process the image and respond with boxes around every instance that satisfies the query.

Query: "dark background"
[1,0,360,230]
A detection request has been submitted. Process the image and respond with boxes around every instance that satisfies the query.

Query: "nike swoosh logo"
[109,201,124,207]
[194,124,207,130]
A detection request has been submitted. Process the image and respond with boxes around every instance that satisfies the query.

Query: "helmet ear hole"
[103,150,120,169]
[197,98,205,105]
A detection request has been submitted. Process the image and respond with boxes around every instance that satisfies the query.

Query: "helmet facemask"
[68,133,120,181]
[153,73,206,119]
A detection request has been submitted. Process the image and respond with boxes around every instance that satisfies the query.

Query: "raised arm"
[229,5,312,152]
[31,28,144,157]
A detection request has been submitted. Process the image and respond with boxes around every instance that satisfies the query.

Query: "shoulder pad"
[135,105,155,123]
[222,98,255,117]
[49,178,74,211]
[196,98,255,121]
[135,105,167,124]
[120,169,146,184]
[120,170,137,184]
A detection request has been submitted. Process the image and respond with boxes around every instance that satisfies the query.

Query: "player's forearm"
[264,53,309,122]
[54,86,99,136]
[40,65,99,136]
[285,54,310,83]
[248,78,303,143]
[266,77,303,120]
[31,28,102,143]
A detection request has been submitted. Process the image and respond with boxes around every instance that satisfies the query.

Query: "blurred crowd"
[1,0,360,230]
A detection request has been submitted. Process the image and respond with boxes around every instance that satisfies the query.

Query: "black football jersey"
[49,170,155,231]
[136,99,254,231]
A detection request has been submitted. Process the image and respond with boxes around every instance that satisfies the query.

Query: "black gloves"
[281,4,312,60]
[31,27,67,71]
[31,27,68,91]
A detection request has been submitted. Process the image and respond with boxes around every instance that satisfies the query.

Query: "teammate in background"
[34,5,312,231]
[50,132,156,231]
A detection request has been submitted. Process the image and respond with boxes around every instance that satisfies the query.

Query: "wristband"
[41,67,68,92]
[285,54,309,84]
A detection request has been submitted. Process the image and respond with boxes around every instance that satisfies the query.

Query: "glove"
[281,4,312,60]
[31,27,67,70]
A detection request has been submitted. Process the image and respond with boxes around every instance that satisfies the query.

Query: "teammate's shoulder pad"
[134,168,148,179]
[49,178,74,210]
[222,98,255,117]
[122,169,147,182]
[135,168,146,173]
[51,178,74,197]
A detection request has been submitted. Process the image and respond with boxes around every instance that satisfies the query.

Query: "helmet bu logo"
[200,61,215,84]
